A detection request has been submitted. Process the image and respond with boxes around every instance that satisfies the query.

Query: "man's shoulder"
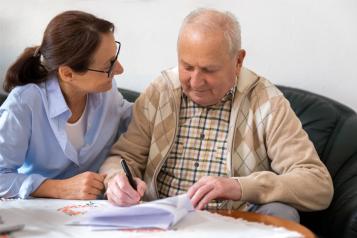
[155,66,180,89]
[135,67,180,109]
[253,77,283,98]
[141,67,180,96]
[239,67,280,97]
[240,69,285,113]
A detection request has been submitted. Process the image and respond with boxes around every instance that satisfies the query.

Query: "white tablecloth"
[0,198,302,238]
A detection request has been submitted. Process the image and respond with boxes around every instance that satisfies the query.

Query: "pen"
[121,160,137,190]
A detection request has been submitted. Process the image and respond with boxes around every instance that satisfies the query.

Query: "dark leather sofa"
[1,86,357,238]
[277,86,357,238]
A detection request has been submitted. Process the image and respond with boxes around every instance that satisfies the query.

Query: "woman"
[0,11,132,199]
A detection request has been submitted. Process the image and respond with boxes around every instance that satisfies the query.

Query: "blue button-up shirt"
[0,75,132,198]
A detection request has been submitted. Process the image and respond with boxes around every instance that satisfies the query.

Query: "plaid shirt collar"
[221,85,236,103]
[182,83,237,107]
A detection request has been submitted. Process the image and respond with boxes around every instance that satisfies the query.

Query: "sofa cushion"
[0,93,6,106]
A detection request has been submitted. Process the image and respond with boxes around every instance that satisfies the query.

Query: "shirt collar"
[182,82,236,108]
[220,84,236,103]
[45,74,70,119]
[44,74,102,119]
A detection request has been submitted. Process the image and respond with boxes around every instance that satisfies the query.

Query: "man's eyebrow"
[180,60,191,66]
[180,59,220,69]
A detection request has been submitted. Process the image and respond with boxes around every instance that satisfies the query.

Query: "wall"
[1,0,356,110]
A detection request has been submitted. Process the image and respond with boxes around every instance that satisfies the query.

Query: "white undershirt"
[65,100,88,151]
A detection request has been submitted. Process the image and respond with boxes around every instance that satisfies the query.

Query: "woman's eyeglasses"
[86,41,121,77]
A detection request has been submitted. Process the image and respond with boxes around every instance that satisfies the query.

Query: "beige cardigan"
[100,67,333,211]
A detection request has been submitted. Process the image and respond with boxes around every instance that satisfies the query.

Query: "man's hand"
[31,171,106,199]
[187,176,242,210]
[106,173,147,206]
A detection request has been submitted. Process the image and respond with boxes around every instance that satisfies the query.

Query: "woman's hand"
[31,171,106,199]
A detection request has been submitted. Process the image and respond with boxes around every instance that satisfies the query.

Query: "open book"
[69,194,194,230]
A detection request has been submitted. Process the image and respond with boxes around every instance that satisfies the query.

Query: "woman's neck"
[59,81,88,123]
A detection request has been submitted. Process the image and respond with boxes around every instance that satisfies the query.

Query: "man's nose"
[190,70,205,88]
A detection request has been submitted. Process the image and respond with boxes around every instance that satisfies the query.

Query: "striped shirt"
[157,88,235,208]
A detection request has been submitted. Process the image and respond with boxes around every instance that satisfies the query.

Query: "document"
[69,194,194,230]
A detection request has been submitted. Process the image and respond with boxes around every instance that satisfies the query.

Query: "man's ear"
[58,65,74,82]
[235,49,246,76]
[236,49,246,68]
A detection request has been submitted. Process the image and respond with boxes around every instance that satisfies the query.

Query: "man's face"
[178,27,245,106]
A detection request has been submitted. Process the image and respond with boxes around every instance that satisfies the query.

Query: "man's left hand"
[187,176,242,210]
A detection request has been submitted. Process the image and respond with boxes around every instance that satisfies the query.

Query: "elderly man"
[100,8,333,223]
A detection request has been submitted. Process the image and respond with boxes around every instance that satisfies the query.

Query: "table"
[1,198,309,238]
[215,210,315,238]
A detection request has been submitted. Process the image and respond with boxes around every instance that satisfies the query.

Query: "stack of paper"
[69,194,194,230]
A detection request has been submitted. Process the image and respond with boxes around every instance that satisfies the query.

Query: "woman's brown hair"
[3,10,114,92]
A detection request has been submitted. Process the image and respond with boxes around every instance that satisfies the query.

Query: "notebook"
[69,194,194,230]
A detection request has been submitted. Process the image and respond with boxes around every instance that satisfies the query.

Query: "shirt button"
[200,133,205,140]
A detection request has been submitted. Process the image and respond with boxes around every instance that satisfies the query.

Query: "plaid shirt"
[157,88,235,208]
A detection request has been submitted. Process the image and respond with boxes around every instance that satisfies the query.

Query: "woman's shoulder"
[6,83,44,107]
[0,84,44,122]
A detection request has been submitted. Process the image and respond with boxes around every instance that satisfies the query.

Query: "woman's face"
[69,33,124,93]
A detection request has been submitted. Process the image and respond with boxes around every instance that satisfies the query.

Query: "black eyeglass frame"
[86,41,121,77]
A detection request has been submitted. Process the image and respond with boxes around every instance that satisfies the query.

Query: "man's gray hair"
[179,8,241,55]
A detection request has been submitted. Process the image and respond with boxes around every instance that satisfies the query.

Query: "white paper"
[70,194,194,230]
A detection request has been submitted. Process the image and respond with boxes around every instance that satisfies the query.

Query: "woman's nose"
[112,60,124,75]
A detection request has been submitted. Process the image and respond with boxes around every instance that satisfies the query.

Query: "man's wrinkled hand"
[187,176,242,210]
[106,173,146,206]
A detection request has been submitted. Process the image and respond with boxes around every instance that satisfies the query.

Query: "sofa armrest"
[304,114,357,238]
[300,176,357,238]
[323,115,357,237]
[325,175,357,238]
